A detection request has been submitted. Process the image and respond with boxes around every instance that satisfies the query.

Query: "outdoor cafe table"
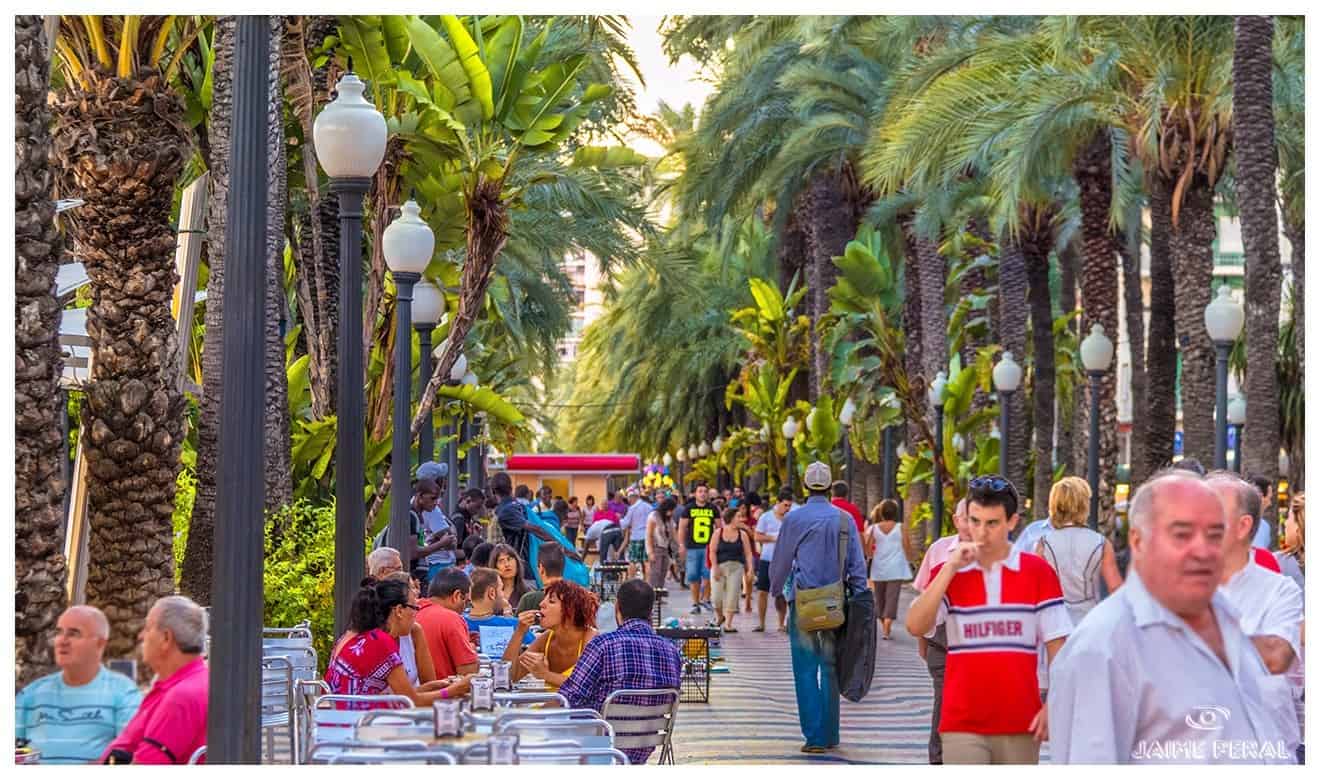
[351,706,614,757]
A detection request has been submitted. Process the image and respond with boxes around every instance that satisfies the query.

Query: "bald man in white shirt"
[1048,471,1295,764]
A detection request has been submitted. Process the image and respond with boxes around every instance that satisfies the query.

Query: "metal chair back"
[259,656,296,762]
[306,739,429,764]
[490,707,603,732]
[329,749,457,765]
[602,688,681,764]
[187,745,206,764]
[460,739,627,765]
[494,690,569,708]
[493,718,613,741]
[312,694,413,747]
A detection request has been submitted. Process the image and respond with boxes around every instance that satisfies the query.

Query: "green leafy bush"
[263,500,346,666]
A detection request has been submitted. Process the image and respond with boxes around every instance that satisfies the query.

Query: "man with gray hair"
[367,546,404,579]
[1207,471,1303,757]
[1048,470,1296,763]
[102,596,208,764]
[16,605,142,763]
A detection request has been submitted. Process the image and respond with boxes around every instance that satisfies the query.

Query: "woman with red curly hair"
[501,579,599,689]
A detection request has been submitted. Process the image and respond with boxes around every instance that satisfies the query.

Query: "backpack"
[372,510,421,552]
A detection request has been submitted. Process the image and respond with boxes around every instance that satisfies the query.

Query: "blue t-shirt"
[464,614,534,658]
[16,666,143,763]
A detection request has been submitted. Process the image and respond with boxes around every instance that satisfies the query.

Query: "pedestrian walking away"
[864,499,912,640]
[709,506,755,632]
[769,462,868,754]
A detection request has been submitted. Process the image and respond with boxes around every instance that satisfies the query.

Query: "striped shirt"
[929,548,1071,734]
[16,666,142,763]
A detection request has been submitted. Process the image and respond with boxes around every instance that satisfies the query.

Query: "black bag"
[835,574,876,702]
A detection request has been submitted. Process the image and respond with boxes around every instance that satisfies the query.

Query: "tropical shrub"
[264,500,344,666]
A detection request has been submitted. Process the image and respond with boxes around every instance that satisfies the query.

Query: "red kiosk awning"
[503,454,640,474]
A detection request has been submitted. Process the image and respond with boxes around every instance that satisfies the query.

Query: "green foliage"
[264,501,346,666]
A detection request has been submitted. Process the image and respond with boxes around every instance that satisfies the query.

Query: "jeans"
[787,602,840,748]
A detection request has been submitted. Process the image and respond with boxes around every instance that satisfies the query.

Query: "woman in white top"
[863,499,913,640]
[383,571,437,686]
[1034,476,1124,625]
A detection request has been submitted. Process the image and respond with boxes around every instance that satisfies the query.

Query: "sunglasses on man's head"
[968,476,1013,493]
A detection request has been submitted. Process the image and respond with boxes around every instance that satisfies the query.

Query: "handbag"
[793,512,850,633]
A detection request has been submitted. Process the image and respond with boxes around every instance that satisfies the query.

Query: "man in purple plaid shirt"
[558,580,682,764]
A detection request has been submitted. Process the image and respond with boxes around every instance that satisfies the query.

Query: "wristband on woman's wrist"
[440,687,449,699]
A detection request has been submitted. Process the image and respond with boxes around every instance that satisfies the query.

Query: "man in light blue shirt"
[16,606,142,763]
[1012,517,1052,555]
[769,462,867,754]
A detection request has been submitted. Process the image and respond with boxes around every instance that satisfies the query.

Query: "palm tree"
[263,16,293,515]
[50,15,201,656]
[1274,17,1304,489]
[179,15,231,603]
[1144,174,1177,475]
[16,14,69,686]
[1233,16,1283,505]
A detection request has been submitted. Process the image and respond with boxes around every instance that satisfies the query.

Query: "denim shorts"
[685,547,711,583]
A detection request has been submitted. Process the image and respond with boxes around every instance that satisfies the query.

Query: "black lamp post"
[412,280,443,466]
[314,71,387,635]
[1205,285,1245,470]
[881,426,895,499]
[383,200,434,551]
[1228,395,1246,474]
[441,349,467,515]
[1080,324,1115,532]
[928,372,946,544]
[993,352,1023,489]
[209,15,268,763]
[469,411,487,491]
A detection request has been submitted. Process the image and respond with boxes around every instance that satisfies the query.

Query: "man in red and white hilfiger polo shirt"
[906,475,1072,764]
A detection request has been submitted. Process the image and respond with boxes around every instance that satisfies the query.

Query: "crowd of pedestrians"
[16,459,1304,766]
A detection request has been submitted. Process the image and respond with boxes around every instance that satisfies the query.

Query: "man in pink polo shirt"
[102,596,208,765]
[913,497,969,764]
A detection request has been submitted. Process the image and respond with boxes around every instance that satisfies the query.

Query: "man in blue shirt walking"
[769,461,868,754]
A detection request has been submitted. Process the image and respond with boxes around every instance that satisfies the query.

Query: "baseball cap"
[626,487,640,497]
[417,461,448,481]
[803,461,832,490]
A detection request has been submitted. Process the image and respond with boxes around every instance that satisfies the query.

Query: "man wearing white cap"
[769,461,867,754]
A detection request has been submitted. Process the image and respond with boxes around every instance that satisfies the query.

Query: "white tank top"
[1038,525,1105,623]
[398,633,419,685]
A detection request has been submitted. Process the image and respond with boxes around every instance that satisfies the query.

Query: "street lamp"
[1227,395,1246,474]
[412,280,444,466]
[928,371,947,543]
[383,200,435,552]
[663,452,673,467]
[448,350,468,382]
[782,416,800,495]
[1205,285,1245,470]
[676,446,687,491]
[993,351,1023,489]
[314,70,387,636]
[1080,323,1115,531]
[839,397,857,488]
[699,441,711,458]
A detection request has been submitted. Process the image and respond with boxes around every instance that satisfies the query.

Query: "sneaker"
[701,600,714,610]
[800,745,827,754]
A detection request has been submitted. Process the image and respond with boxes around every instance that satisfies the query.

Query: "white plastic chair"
[602,688,681,765]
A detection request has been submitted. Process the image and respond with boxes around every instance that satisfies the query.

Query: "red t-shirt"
[102,657,208,764]
[1254,546,1282,573]
[831,498,865,534]
[414,599,479,677]
[932,549,1070,735]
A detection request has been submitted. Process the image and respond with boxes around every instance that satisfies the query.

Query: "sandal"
[724,626,738,633]
[752,625,765,632]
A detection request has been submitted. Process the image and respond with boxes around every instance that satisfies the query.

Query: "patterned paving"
[664,584,934,764]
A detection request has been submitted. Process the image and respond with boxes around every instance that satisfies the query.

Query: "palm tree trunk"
[1056,237,1079,476]
[52,65,192,657]
[1168,173,1217,466]
[898,214,929,546]
[1022,221,1055,519]
[1144,175,1178,474]
[264,16,292,516]
[1073,131,1119,530]
[1119,202,1149,485]
[15,14,69,686]
[803,170,854,403]
[998,236,1029,495]
[180,16,235,604]
[1233,15,1283,520]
